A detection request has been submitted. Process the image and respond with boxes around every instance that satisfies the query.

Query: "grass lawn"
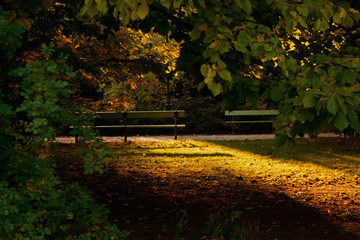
[54,137,360,240]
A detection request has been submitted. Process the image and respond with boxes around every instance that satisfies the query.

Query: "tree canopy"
[79,0,360,144]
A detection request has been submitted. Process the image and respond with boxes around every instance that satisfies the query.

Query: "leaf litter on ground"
[53,137,360,239]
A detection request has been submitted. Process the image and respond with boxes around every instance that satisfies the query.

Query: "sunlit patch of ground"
[54,137,360,239]
[106,138,360,234]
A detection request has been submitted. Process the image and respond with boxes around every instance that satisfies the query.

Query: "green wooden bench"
[225,110,279,134]
[71,110,185,142]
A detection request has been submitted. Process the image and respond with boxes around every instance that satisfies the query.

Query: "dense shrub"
[0,8,127,239]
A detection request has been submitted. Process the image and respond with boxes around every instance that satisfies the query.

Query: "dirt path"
[56,132,337,143]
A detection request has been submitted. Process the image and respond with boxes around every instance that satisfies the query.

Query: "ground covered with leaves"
[54,137,360,240]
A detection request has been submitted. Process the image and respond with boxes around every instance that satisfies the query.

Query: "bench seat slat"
[95,111,185,119]
[71,124,186,128]
[225,110,279,116]
[94,124,186,128]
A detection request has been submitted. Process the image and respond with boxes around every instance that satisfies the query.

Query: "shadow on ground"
[55,149,359,240]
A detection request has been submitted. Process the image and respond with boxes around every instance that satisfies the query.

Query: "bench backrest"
[95,110,185,119]
[225,110,279,116]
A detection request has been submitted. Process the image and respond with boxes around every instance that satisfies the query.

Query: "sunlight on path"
[56,132,337,143]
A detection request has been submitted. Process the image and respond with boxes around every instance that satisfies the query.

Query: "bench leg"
[232,116,235,135]
[174,113,178,140]
[75,136,79,143]
[124,113,128,142]
[124,126,128,142]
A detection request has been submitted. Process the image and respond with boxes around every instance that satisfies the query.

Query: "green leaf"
[343,15,355,27]
[296,6,309,17]
[96,1,108,14]
[264,44,272,52]
[298,110,314,123]
[298,16,308,28]
[216,58,227,68]
[125,0,136,7]
[258,25,270,33]
[313,116,331,134]
[314,66,326,75]
[197,81,205,91]
[303,94,316,108]
[200,64,210,78]
[319,19,329,32]
[348,110,360,133]
[218,69,232,81]
[315,54,331,64]
[333,12,341,24]
[217,40,231,54]
[290,11,297,18]
[281,5,289,17]
[236,0,252,14]
[203,33,217,44]
[326,96,337,115]
[207,81,222,96]
[265,50,276,59]
[286,18,297,34]
[235,42,247,53]
[334,113,349,131]
[205,8,216,21]
[237,30,251,47]
[137,1,149,20]
[203,48,216,58]
[287,57,297,72]
[320,8,333,21]
[314,19,321,31]
[335,70,357,84]
[250,44,261,56]
[81,1,99,17]
[190,27,201,40]
[342,70,356,84]
[197,0,206,8]
[270,86,283,102]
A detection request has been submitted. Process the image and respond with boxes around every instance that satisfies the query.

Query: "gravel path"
[55,133,338,143]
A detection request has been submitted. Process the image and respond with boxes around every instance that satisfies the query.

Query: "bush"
[0,8,127,239]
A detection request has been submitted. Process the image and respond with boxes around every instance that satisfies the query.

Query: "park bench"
[225,110,279,134]
[71,110,185,142]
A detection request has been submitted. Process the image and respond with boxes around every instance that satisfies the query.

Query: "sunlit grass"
[109,138,360,188]
[55,137,360,237]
